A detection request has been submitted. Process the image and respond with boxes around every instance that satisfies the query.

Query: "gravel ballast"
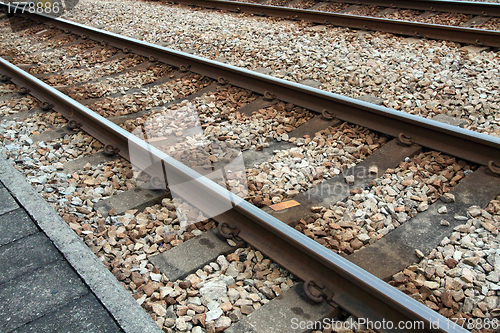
[390,198,500,325]
[59,0,500,138]
[296,151,474,255]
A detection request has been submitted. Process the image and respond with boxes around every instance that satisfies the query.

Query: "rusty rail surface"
[324,0,500,17]
[0,6,491,332]
[166,0,500,47]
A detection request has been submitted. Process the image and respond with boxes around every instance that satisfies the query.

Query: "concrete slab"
[82,74,182,103]
[461,45,490,53]
[61,151,110,174]
[214,56,228,63]
[108,82,216,125]
[376,8,397,16]
[287,115,340,139]
[14,293,121,333]
[0,107,43,122]
[355,30,371,36]
[30,126,74,143]
[356,94,384,105]
[130,34,144,41]
[0,92,18,101]
[309,25,328,31]
[432,114,467,128]
[242,141,292,168]
[0,232,61,284]
[61,61,152,90]
[254,67,273,75]
[349,166,500,280]
[0,260,89,332]
[404,37,422,44]
[418,11,439,19]
[299,79,322,89]
[286,0,303,7]
[236,96,278,117]
[242,116,340,168]
[0,186,19,215]
[149,230,242,281]
[463,16,491,28]
[94,187,169,217]
[225,283,335,333]
[148,126,202,149]
[0,208,38,246]
[155,41,168,47]
[266,139,422,225]
[309,2,328,10]
[340,5,361,13]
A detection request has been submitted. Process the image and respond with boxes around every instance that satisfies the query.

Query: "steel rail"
[0,50,470,333]
[324,0,500,18]
[1,5,499,168]
[167,0,500,47]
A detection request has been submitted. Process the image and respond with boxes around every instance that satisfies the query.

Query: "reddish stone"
[131,272,145,287]
[445,258,457,269]
[440,290,454,308]
[141,281,160,297]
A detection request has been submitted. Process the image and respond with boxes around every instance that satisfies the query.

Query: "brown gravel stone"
[240,305,254,315]
[419,286,432,300]
[392,272,408,284]
[440,290,454,308]
[165,297,176,305]
[177,306,189,316]
[445,258,458,269]
[178,281,191,289]
[131,272,145,287]
[226,253,240,262]
[142,281,161,297]
[350,238,363,251]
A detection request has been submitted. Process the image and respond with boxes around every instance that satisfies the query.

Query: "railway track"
[153,0,500,48]
[1,5,500,333]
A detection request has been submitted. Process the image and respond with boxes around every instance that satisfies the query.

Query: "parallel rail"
[324,0,500,17]
[0,6,493,332]
[167,0,500,47]
[1,5,499,166]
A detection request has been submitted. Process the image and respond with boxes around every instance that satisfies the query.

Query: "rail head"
[166,0,500,46]
[323,0,500,17]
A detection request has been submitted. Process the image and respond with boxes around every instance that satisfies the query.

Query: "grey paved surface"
[0,178,121,333]
[0,155,162,333]
[0,209,37,247]
[0,186,19,215]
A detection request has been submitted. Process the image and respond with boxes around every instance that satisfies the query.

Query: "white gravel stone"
[438,206,448,214]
